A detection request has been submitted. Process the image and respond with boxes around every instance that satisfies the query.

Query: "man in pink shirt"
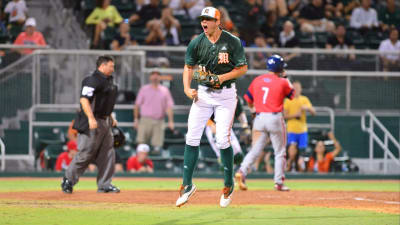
[133,70,175,154]
[14,17,46,55]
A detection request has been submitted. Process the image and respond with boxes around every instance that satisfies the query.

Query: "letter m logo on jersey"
[218,52,229,64]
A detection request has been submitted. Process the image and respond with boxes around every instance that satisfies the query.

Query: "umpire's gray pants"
[65,118,115,189]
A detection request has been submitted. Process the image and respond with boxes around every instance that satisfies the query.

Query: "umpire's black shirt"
[80,69,118,118]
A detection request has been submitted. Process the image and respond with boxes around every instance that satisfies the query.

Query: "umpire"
[62,55,120,194]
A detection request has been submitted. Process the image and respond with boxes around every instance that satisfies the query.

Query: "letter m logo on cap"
[200,7,220,20]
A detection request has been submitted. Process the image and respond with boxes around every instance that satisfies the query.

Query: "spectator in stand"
[298,0,335,34]
[111,19,137,51]
[350,0,379,34]
[307,131,342,173]
[135,0,149,12]
[183,0,210,20]
[142,9,178,65]
[0,8,6,31]
[157,7,181,46]
[231,29,246,47]
[240,0,263,46]
[335,0,360,21]
[278,20,299,62]
[260,11,279,47]
[284,81,316,172]
[379,28,400,72]
[126,144,154,173]
[287,0,308,19]
[263,0,288,17]
[250,33,269,69]
[326,24,356,62]
[85,0,123,49]
[129,0,162,26]
[145,19,165,45]
[218,6,235,32]
[378,0,400,33]
[4,0,27,39]
[133,70,175,155]
[162,0,186,16]
[324,0,343,20]
[4,0,27,24]
[14,17,46,55]
[55,140,78,172]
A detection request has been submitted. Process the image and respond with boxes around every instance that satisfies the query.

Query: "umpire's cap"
[199,7,221,21]
[112,127,126,148]
[266,54,287,73]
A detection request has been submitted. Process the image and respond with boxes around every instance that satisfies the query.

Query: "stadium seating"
[130,25,147,45]
[33,127,66,158]
[3,124,29,155]
[168,144,185,160]
[43,144,65,170]
[297,32,315,48]
[0,73,32,119]
[199,145,218,162]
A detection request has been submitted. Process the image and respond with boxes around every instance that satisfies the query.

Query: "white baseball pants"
[186,84,237,149]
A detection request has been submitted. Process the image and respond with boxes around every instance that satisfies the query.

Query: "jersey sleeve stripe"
[286,89,294,99]
[245,90,254,102]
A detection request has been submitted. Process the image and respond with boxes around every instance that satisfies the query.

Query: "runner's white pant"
[186,84,237,149]
[239,112,287,185]
[205,126,243,158]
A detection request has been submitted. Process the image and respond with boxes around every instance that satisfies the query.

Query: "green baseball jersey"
[185,30,247,87]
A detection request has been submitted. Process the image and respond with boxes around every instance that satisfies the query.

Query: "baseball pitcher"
[176,7,248,208]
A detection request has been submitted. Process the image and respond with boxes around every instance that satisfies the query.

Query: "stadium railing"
[1,47,399,172]
[361,110,400,174]
[0,137,5,171]
[28,104,189,165]
[1,47,399,115]
[28,104,336,171]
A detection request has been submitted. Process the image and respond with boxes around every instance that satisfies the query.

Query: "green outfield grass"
[0,178,398,225]
[0,200,398,225]
[0,178,398,192]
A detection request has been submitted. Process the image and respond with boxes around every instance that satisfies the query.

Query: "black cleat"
[61,177,73,194]
[97,185,120,193]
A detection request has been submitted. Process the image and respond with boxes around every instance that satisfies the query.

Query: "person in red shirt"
[13,17,46,55]
[235,54,294,191]
[55,140,78,172]
[126,144,154,173]
[308,131,342,173]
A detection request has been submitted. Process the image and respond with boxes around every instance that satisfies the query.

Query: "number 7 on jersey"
[262,87,269,104]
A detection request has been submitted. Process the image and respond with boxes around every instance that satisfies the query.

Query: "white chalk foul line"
[354,197,400,205]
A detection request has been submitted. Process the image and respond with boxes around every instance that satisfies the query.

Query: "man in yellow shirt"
[283,81,315,172]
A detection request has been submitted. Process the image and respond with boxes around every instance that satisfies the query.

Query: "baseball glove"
[193,70,221,89]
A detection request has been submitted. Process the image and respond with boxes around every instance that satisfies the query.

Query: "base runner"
[235,54,294,191]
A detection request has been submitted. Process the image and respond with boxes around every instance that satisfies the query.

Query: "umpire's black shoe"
[97,185,120,193]
[61,177,73,194]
